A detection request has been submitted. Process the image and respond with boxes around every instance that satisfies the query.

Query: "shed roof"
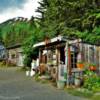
[33,35,81,48]
[6,43,21,49]
[33,35,66,48]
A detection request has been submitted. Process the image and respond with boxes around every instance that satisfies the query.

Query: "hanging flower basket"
[89,65,96,71]
[77,62,84,69]
[89,63,96,71]
[74,77,81,87]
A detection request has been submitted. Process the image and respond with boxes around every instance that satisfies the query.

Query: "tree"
[36,0,100,44]
[22,20,44,67]
[0,17,45,67]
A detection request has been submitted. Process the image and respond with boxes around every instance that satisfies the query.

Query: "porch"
[33,36,84,86]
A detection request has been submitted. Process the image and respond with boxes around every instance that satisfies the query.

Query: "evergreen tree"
[36,0,100,44]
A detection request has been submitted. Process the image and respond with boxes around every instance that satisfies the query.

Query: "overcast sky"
[0,0,40,23]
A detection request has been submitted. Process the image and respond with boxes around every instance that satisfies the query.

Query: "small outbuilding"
[33,35,100,85]
[7,44,24,67]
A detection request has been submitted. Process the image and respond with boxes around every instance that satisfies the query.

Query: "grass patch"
[34,73,51,84]
[93,88,100,93]
[34,73,41,82]
[0,61,7,68]
[65,87,93,99]
[40,79,49,84]
[35,78,41,82]
[92,95,100,100]
[0,61,19,68]
[19,66,30,72]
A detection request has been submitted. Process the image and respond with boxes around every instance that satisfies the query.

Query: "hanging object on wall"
[43,50,47,55]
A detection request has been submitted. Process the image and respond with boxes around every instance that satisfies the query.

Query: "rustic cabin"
[7,44,24,67]
[33,35,100,86]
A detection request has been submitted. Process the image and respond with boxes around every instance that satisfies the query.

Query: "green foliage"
[75,29,100,45]
[65,87,93,98]
[92,95,100,100]
[37,0,100,44]
[22,34,39,67]
[0,0,100,67]
[0,16,47,67]
[34,73,41,82]
[22,20,45,67]
[84,70,100,91]
[0,0,100,46]
[0,17,34,46]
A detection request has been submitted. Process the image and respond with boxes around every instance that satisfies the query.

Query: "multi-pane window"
[71,52,78,68]
[89,46,94,63]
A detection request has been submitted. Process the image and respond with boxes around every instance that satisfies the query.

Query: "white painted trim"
[33,35,81,48]
[33,42,45,48]
[68,39,82,44]
[33,35,64,48]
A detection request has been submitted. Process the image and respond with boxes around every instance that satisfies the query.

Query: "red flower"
[89,66,96,71]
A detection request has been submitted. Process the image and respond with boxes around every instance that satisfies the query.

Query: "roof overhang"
[33,35,82,48]
[33,35,67,48]
[6,44,21,49]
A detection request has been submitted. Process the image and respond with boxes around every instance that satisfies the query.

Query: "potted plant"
[77,62,84,69]
[89,63,96,71]
[74,76,81,87]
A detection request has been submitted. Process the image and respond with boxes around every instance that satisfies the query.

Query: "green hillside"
[0,17,38,47]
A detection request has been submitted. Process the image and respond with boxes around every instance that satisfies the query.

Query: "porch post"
[67,44,72,86]
[65,42,71,86]
[39,49,42,65]
[56,47,59,81]
[65,42,69,86]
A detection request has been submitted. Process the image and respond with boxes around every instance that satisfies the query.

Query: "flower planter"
[74,78,81,86]
[57,80,65,89]
[77,63,84,69]
[89,66,96,71]
[26,71,30,76]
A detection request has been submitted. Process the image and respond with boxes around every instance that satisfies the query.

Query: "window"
[47,49,57,65]
[70,45,79,68]
[71,52,78,68]
[89,46,94,63]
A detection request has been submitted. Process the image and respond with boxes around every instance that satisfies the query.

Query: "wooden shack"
[7,44,24,67]
[33,35,100,85]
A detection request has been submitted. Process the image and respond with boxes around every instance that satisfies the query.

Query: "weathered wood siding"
[79,43,100,72]
[8,47,24,66]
